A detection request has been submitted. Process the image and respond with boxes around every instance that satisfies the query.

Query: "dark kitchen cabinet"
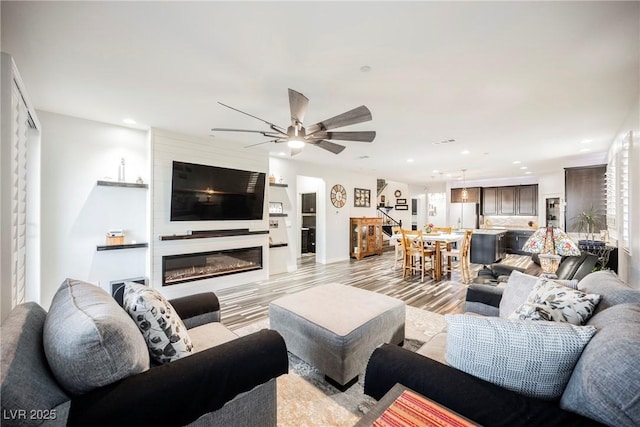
[482,185,538,216]
[505,230,534,255]
[301,192,316,213]
[482,187,498,215]
[517,185,538,215]
[470,231,507,265]
[498,187,517,215]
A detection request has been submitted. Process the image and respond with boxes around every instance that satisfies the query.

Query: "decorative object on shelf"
[136,176,144,184]
[118,158,125,182]
[330,184,347,208]
[394,190,402,197]
[269,202,283,214]
[353,187,370,208]
[424,223,434,233]
[269,219,279,228]
[522,226,581,274]
[396,198,407,205]
[106,229,125,245]
[395,204,409,211]
[269,173,276,184]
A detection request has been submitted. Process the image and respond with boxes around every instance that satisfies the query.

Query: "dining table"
[390,232,464,281]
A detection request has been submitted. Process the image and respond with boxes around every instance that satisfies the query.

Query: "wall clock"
[330,184,347,208]
[394,190,402,197]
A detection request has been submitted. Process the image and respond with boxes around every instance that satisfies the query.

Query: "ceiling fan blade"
[290,147,304,156]
[217,102,287,132]
[212,128,282,138]
[244,139,279,148]
[306,105,372,134]
[288,89,309,124]
[310,131,376,142]
[312,139,346,155]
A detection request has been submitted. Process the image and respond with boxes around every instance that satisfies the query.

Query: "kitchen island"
[469,229,508,265]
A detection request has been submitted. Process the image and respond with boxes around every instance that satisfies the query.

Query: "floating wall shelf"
[97,180,148,189]
[269,243,288,248]
[269,213,288,217]
[269,183,288,188]
[160,229,269,241]
[97,243,148,251]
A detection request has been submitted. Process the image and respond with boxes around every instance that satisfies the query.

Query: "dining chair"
[392,226,405,270]
[430,226,452,251]
[441,229,473,284]
[401,229,436,282]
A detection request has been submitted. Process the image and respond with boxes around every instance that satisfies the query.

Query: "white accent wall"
[150,129,269,299]
[38,112,148,309]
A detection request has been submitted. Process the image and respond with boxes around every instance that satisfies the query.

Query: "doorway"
[301,192,317,258]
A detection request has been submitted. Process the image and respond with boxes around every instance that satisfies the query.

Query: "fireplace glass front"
[163,246,262,286]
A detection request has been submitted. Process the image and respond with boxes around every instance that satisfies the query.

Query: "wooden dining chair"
[392,226,405,270]
[432,226,452,234]
[441,229,473,284]
[401,229,436,282]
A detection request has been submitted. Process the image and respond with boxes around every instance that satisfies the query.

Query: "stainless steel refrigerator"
[449,203,480,229]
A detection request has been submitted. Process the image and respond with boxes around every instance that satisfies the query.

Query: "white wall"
[38,112,148,309]
[150,129,269,299]
[270,156,378,264]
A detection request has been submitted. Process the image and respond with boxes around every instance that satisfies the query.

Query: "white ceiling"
[2,1,639,185]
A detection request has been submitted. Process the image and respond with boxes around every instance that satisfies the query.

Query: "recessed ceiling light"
[278,152,286,156]
[581,139,592,144]
[432,169,439,173]
[407,158,414,163]
[579,148,591,153]
[525,171,532,175]
[520,166,528,170]
[513,160,521,164]
[122,118,136,125]
[360,65,372,72]
[461,150,470,155]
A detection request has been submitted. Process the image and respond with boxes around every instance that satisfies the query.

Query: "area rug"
[232,305,446,427]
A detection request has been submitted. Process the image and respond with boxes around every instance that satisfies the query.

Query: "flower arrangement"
[424,223,434,233]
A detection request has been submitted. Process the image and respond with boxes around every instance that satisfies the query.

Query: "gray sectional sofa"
[1,279,288,427]
[365,270,640,427]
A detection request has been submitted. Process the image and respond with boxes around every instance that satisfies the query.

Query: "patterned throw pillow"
[509,278,600,325]
[123,282,194,363]
[445,314,596,400]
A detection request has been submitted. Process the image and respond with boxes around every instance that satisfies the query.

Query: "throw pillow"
[43,279,150,395]
[498,270,539,318]
[123,282,194,363]
[510,278,600,325]
[445,314,596,400]
[560,303,640,427]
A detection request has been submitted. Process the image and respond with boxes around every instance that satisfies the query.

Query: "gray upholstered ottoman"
[269,283,405,390]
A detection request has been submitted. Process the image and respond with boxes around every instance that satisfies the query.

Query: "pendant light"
[461,169,468,202]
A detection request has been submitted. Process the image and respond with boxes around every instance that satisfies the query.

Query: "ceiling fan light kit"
[212,88,376,156]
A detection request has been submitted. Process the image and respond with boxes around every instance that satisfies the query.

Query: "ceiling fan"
[211,89,376,156]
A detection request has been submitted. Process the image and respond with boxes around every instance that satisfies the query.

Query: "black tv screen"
[170,161,266,221]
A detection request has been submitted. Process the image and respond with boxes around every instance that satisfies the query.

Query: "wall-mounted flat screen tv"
[170,161,266,221]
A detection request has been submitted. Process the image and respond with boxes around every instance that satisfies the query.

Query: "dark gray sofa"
[1,280,288,427]
[364,270,640,427]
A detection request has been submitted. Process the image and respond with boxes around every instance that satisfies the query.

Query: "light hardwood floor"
[219,251,532,330]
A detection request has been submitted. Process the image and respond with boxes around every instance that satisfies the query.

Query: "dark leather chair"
[477,252,598,282]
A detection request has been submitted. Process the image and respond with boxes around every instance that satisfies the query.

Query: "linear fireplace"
[162,246,263,286]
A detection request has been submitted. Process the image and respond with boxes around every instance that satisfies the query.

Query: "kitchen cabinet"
[451,187,481,203]
[470,231,507,265]
[482,185,538,216]
[482,187,498,215]
[498,187,517,215]
[505,230,534,255]
[517,185,538,215]
[350,217,383,260]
